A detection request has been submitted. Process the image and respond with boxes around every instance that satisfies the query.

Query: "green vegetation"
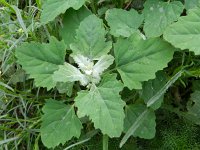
[1,0,200,149]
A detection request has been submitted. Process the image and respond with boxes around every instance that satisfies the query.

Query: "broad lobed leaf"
[75,74,125,137]
[143,0,184,38]
[124,104,156,138]
[41,99,82,148]
[185,91,200,124]
[146,70,183,108]
[164,7,200,55]
[41,0,87,24]
[141,71,167,110]
[60,7,92,49]
[114,32,175,90]
[70,15,112,60]
[105,8,144,37]
[121,104,156,147]
[184,0,200,11]
[15,37,66,90]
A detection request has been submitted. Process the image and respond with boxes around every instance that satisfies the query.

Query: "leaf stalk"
[103,134,109,150]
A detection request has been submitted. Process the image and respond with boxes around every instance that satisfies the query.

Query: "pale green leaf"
[70,15,112,59]
[163,8,200,55]
[53,62,89,86]
[120,104,156,147]
[71,54,114,76]
[185,0,200,10]
[105,8,144,37]
[60,7,92,49]
[15,37,66,90]
[71,54,114,84]
[41,0,87,24]
[92,55,114,78]
[143,0,184,37]
[141,71,167,110]
[41,99,82,148]
[114,32,175,90]
[185,91,200,124]
[71,54,94,75]
[75,74,125,137]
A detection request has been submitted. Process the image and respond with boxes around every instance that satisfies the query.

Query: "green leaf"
[114,32,175,90]
[53,62,88,86]
[92,55,114,79]
[192,80,200,91]
[185,0,200,10]
[41,99,82,148]
[75,74,125,137]
[60,7,92,49]
[143,0,184,37]
[9,68,26,84]
[105,8,144,37]
[15,37,66,90]
[41,0,87,24]
[163,8,200,55]
[141,71,167,110]
[53,54,114,86]
[71,54,94,74]
[70,15,112,59]
[121,104,156,147]
[56,82,73,97]
[72,54,114,84]
[185,91,200,125]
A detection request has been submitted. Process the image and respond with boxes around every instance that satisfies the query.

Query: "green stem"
[0,0,15,13]
[119,0,124,8]
[90,0,97,14]
[36,0,42,9]
[103,134,109,150]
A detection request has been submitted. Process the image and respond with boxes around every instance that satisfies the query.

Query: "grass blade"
[147,70,183,107]
[0,81,14,92]
[11,5,28,37]
[120,109,149,148]
[0,137,19,145]
[64,130,99,150]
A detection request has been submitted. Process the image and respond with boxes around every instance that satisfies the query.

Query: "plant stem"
[119,0,124,8]
[90,0,97,14]
[103,134,109,150]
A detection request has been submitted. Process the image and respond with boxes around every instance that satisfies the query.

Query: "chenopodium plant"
[15,11,176,148]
